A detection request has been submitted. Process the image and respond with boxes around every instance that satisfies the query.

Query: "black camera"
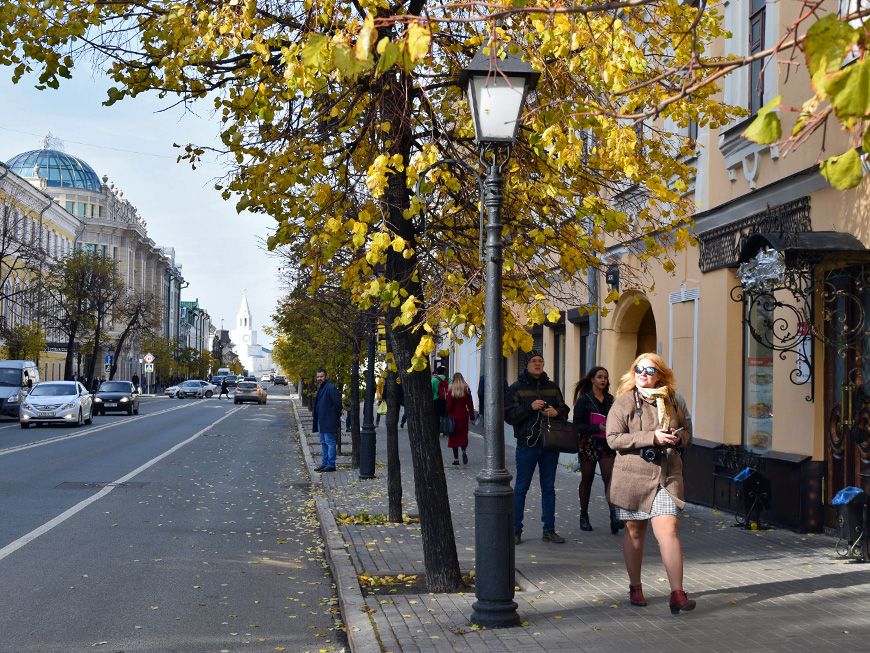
[640,446,663,462]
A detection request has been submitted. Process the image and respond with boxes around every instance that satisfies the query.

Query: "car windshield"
[0,367,23,387]
[226,376,237,381]
[99,382,131,392]
[238,382,257,389]
[30,383,77,397]
[182,381,199,387]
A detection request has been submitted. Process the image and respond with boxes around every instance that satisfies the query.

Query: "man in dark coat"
[505,350,569,545]
[313,368,341,472]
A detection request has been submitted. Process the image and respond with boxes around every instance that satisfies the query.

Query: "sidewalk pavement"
[290,396,870,653]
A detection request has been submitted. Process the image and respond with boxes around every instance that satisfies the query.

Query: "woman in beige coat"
[606,353,695,614]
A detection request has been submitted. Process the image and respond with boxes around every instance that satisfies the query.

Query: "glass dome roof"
[6,149,102,192]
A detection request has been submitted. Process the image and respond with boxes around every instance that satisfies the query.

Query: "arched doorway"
[610,292,658,375]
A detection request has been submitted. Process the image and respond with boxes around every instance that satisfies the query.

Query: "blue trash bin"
[832,486,868,545]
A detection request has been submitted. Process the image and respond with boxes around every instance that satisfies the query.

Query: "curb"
[289,398,388,653]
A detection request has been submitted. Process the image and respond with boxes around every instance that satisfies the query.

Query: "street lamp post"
[359,309,378,479]
[418,45,538,628]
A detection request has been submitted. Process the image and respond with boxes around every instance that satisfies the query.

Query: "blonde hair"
[616,352,677,397]
[449,372,469,398]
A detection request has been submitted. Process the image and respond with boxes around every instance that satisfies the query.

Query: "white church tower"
[229,290,272,374]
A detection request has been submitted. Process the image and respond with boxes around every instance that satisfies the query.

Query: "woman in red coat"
[446,372,476,465]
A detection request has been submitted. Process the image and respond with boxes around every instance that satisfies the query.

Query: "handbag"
[439,415,456,435]
[377,400,387,415]
[540,417,580,453]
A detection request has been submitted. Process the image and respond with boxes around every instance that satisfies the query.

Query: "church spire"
[237,289,252,328]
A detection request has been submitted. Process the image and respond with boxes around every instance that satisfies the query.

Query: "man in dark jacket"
[313,368,341,472]
[505,350,569,545]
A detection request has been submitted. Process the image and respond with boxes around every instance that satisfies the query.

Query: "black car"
[93,380,140,416]
[273,375,288,386]
[210,374,225,386]
[224,375,239,388]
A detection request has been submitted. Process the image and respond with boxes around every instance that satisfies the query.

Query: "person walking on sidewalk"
[446,372,475,465]
[572,366,621,534]
[505,350,569,545]
[375,373,386,426]
[431,365,449,436]
[313,368,341,473]
[606,353,695,614]
[218,376,230,400]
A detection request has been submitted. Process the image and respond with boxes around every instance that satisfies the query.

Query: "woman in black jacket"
[572,366,621,534]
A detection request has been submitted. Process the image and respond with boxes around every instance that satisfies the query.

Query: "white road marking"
[0,402,205,457]
[0,405,244,562]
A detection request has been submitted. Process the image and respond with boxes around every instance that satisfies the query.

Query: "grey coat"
[605,389,692,513]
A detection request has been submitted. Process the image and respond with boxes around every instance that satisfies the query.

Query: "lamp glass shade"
[467,73,530,144]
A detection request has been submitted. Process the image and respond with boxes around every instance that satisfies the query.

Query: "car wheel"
[84,408,93,425]
[234,400,239,405]
[20,421,29,429]
[134,406,139,415]
[75,409,83,428]
[127,405,134,415]
[177,392,184,399]
[205,390,213,398]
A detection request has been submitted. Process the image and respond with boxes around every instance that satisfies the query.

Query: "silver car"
[20,381,94,429]
[171,379,216,398]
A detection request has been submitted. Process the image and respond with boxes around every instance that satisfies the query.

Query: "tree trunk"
[110,322,134,380]
[385,362,403,523]
[380,55,462,591]
[86,324,102,384]
[350,335,361,469]
[64,327,78,380]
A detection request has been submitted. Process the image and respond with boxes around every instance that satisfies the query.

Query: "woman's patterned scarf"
[637,385,671,430]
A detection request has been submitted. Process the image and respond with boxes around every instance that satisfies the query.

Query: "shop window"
[743,300,773,453]
[749,0,766,114]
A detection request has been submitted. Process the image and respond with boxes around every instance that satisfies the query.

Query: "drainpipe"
[586,266,599,369]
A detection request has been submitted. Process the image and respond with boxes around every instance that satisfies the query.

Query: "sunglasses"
[634,365,659,376]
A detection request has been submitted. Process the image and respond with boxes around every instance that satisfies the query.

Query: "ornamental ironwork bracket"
[732,263,870,402]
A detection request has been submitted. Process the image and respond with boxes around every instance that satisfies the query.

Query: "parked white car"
[20,381,94,428]
[166,379,216,399]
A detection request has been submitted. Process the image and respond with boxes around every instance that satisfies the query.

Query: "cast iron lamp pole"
[417,46,539,628]
[359,308,378,479]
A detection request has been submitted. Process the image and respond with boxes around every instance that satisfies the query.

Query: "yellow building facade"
[450,1,868,533]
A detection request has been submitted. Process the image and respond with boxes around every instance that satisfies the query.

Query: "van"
[0,360,40,417]
[217,367,230,377]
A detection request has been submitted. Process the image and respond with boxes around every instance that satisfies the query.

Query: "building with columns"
[5,144,186,380]
[0,158,84,381]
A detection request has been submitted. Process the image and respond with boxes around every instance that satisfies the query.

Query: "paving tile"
[292,396,870,652]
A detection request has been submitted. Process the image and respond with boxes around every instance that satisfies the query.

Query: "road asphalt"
[0,387,347,653]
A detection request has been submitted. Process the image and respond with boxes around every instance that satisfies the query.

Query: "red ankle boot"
[669,590,696,614]
[629,584,647,606]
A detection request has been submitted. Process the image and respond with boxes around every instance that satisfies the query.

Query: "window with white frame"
[749,0,766,114]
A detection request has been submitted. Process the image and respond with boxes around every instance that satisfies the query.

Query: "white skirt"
[614,486,682,521]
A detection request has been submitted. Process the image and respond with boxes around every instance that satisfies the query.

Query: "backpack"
[437,376,449,401]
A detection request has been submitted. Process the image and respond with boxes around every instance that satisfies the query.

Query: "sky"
[0,70,284,347]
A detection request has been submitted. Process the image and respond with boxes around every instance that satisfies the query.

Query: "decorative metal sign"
[732,253,870,401]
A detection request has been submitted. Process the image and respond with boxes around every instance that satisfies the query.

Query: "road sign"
[104,364,111,374]
[144,363,154,372]
[143,352,155,364]
[104,354,113,364]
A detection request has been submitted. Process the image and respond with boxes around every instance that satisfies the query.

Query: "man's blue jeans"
[320,432,336,469]
[514,441,559,535]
